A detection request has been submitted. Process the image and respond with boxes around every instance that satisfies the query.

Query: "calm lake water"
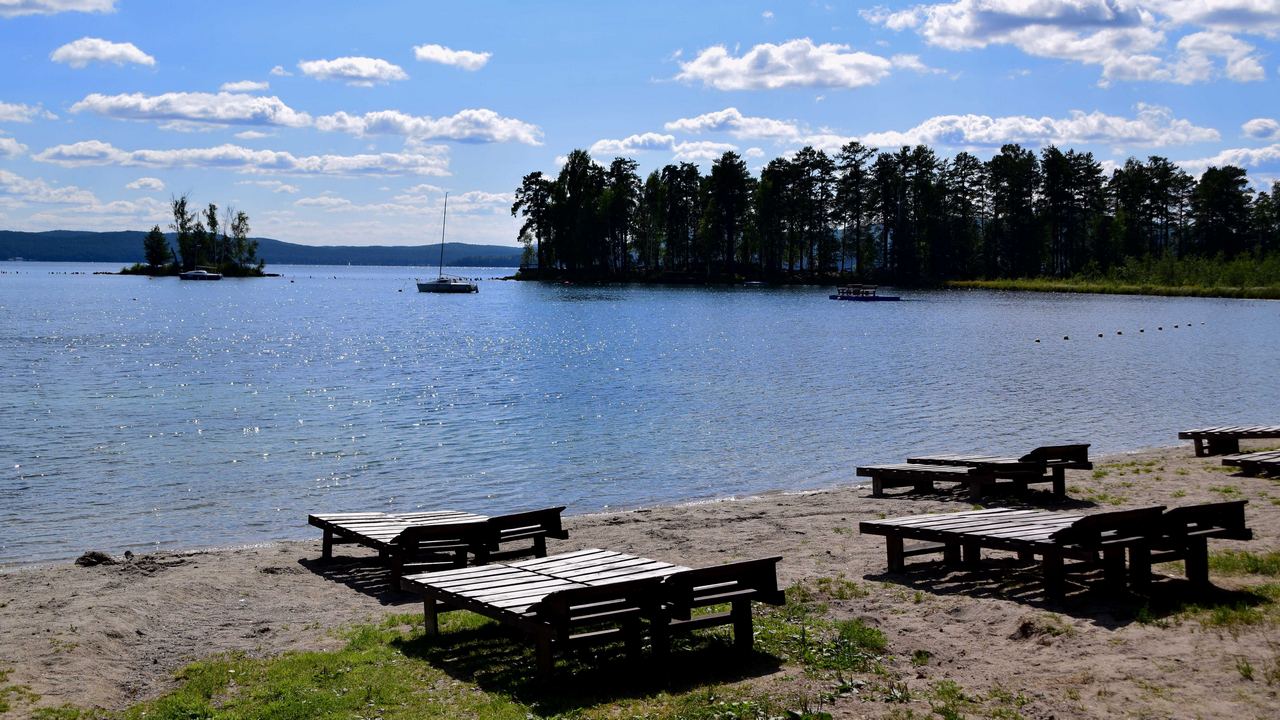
[1,262,1277,566]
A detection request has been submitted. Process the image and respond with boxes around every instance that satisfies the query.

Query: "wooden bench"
[1180,426,1280,456]
[857,463,1001,500]
[1130,500,1253,592]
[308,507,568,582]
[402,549,784,679]
[906,443,1092,497]
[860,507,1165,601]
[1222,450,1280,476]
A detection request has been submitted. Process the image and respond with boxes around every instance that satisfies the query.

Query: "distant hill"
[0,230,525,267]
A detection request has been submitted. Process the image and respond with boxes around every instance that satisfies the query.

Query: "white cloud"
[0,0,113,18]
[0,169,97,204]
[125,176,164,191]
[1148,0,1280,36]
[219,80,269,92]
[673,141,739,162]
[589,132,677,156]
[269,65,292,77]
[237,179,299,193]
[1181,143,1280,173]
[664,107,802,140]
[813,104,1218,151]
[676,38,894,90]
[867,0,1268,85]
[33,140,451,176]
[314,108,542,144]
[1243,117,1280,140]
[0,101,55,122]
[588,133,741,162]
[234,130,270,139]
[71,92,312,128]
[50,37,154,68]
[762,10,774,20]
[297,56,407,86]
[412,43,491,71]
[0,136,27,157]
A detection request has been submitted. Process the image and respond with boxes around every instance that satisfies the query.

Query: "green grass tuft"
[1208,551,1280,577]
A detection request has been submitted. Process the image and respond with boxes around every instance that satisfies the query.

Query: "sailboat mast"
[437,192,449,277]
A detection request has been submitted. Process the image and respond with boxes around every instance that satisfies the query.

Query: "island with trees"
[511,144,1280,297]
[122,194,265,277]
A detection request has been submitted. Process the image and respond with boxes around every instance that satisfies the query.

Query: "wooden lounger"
[308,506,568,581]
[402,549,784,679]
[860,507,1165,601]
[857,462,1010,500]
[1222,450,1280,476]
[1130,500,1253,592]
[905,443,1092,497]
[1180,425,1280,456]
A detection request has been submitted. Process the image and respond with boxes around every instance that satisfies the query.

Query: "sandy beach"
[2,443,1278,719]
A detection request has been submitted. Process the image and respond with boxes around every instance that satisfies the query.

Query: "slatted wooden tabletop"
[858,463,980,476]
[906,454,1023,466]
[1181,425,1280,438]
[309,510,489,546]
[861,508,1082,545]
[1223,450,1280,464]
[402,549,690,616]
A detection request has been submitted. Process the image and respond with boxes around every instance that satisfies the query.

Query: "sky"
[1,0,1279,248]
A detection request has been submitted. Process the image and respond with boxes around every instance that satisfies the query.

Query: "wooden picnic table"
[1180,425,1280,456]
[860,507,1163,601]
[402,548,784,679]
[1222,450,1280,476]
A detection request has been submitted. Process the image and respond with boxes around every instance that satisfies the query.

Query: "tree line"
[511,144,1280,285]
[130,195,263,276]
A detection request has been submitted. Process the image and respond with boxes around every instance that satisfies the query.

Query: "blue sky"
[1,0,1279,247]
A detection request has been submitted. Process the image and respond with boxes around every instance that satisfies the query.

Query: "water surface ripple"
[1,262,1277,565]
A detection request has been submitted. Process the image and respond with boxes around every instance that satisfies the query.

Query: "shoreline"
[2,442,1278,718]
[0,443,1188,573]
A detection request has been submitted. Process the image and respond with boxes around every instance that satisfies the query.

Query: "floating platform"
[830,284,900,301]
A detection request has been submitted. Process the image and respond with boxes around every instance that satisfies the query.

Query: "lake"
[1,262,1277,566]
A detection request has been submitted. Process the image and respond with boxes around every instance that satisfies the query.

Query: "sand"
[1,444,1278,718]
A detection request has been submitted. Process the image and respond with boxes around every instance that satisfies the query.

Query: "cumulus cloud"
[0,0,113,18]
[297,56,407,86]
[665,107,802,140]
[234,130,270,139]
[0,136,27,157]
[587,133,741,162]
[314,108,542,144]
[412,43,491,71]
[676,38,894,90]
[237,179,299,193]
[0,169,97,204]
[269,65,292,77]
[1243,117,1280,140]
[125,176,164,191]
[0,101,55,122]
[33,140,450,176]
[50,37,154,68]
[219,80,268,92]
[1181,143,1280,173]
[70,92,312,129]
[589,132,678,156]
[673,141,739,162]
[1148,0,1280,36]
[866,0,1268,85]
[810,104,1218,151]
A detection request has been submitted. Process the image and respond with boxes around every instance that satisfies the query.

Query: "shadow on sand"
[392,623,783,714]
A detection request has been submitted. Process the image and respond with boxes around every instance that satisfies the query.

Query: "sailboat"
[417,192,478,293]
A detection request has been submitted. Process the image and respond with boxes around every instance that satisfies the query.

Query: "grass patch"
[1092,469,1110,480]
[1208,550,1280,577]
[0,668,39,715]
[1210,485,1243,497]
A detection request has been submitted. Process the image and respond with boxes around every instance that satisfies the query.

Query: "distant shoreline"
[948,278,1280,300]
